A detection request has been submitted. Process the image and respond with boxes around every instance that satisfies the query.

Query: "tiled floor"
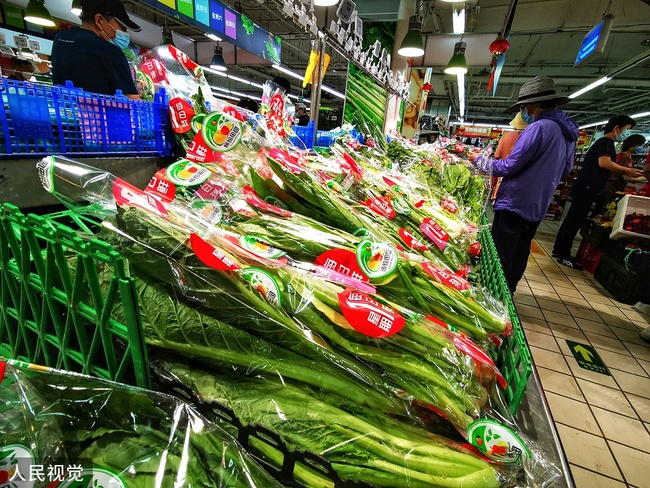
[515,219,650,488]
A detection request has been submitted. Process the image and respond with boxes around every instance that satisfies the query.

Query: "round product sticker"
[264,196,289,210]
[392,196,410,215]
[356,239,398,279]
[326,179,345,194]
[136,70,154,96]
[242,268,282,307]
[191,201,223,224]
[202,112,243,152]
[59,468,126,488]
[239,235,286,259]
[165,160,211,186]
[191,113,206,133]
[466,419,531,464]
[391,185,409,199]
[0,444,35,488]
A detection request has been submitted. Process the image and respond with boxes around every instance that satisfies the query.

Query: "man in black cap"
[51,0,141,98]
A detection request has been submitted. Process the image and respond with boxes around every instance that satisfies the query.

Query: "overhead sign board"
[575,14,614,66]
[143,0,281,64]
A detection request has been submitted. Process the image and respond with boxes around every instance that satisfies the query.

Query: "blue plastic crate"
[0,79,172,158]
[288,120,315,149]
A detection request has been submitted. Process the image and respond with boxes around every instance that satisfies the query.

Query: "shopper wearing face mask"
[6,59,35,81]
[553,115,643,269]
[469,76,579,293]
[51,0,141,99]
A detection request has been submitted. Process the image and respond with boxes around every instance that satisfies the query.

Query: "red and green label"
[202,112,243,152]
[356,240,398,279]
[242,268,282,307]
[338,288,405,338]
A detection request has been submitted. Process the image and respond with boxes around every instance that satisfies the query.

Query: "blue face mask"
[520,107,535,125]
[616,129,632,142]
[105,20,130,50]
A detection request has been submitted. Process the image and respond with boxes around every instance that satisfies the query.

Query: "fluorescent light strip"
[205,33,222,42]
[452,9,465,34]
[457,73,465,121]
[579,120,608,129]
[631,111,650,118]
[273,64,345,100]
[569,76,611,99]
[217,93,241,102]
[227,74,252,85]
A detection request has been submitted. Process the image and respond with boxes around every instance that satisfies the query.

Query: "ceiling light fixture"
[452,9,465,34]
[314,0,340,6]
[398,15,424,57]
[211,45,227,71]
[205,33,222,42]
[272,64,345,99]
[24,0,56,27]
[579,120,608,129]
[70,0,82,16]
[569,76,611,99]
[444,41,468,75]
[631,111,650,118]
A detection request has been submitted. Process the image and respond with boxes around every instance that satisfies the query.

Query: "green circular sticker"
[264,196,289,210]
[239,235,285,259]
[191,201,223,224]
[59,468,126,488]
[391,185,409,199]
[353,228,374,239]
[392,197,410,215]
[467,419,531,464]
[326,180,344,194]
[241,268,282,307]
[165,159,211,186]
[191,113,206,133]
[356,239,398,279]
[202,112,243,152]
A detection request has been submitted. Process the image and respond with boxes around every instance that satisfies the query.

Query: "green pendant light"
[397,15,424,57]
[24,0,56,27]
[210,45,227,71]
[70,0,82,16]
[160,26,175,46]
[444,41,468,75]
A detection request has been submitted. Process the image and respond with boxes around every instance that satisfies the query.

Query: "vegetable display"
[24,45,563,487]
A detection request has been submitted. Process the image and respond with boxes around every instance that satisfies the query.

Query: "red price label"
[421,261,471,291]
[146,172,176,202]
[141,56,167,83]
[268,148,304,174]
[420,218,450,250]
[195,180,230,201]
[338,288,405,338]
[169,98,195,134]
[314,249,369,283]
[168,45,199,72]
[242,186,293,217]
[186,132,217,163]
[341,152,364,177]
[223,105,249,122]
[441,198,458,214]
[190,233,241,271]
[398,228,429,251]
[113,178,169,218]
[365,197,396,220]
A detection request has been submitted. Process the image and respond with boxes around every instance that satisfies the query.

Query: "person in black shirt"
[553,115,643,268]
[295,103,309,126]
[51,0,141,98]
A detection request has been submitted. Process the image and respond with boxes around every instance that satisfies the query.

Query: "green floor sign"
[565,340,610,376]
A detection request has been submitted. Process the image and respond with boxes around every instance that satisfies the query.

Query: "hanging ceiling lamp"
[160,26,174,46]
[398,15,424,57]
[70,0,82,16]
[444,41,468,74]
[211,45,227,71]
[24,0,56,27]
[314,0,340,6]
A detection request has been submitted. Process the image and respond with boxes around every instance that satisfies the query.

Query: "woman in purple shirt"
[472,76,579,293]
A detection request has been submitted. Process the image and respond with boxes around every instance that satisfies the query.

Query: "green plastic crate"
[0,203,150,388]
[478,219,533,414]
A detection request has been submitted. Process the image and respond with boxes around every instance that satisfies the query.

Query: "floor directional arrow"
[573,345,594,362]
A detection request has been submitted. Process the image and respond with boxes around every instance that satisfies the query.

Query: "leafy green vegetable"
[160,361,501,488]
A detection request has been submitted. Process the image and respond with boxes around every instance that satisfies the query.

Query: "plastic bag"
[0,360,283,487]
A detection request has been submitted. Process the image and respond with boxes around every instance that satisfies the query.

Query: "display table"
[0,156,174,209]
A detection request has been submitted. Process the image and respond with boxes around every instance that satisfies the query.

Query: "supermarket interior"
[1,1,650,487]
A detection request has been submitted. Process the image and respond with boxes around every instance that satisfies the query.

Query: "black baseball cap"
[81,0,141,31]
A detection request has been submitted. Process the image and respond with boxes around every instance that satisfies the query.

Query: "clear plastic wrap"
[0,360,283,487]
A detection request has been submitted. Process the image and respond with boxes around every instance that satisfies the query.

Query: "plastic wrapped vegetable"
[155,360,503,488]
[0,360,283,487]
